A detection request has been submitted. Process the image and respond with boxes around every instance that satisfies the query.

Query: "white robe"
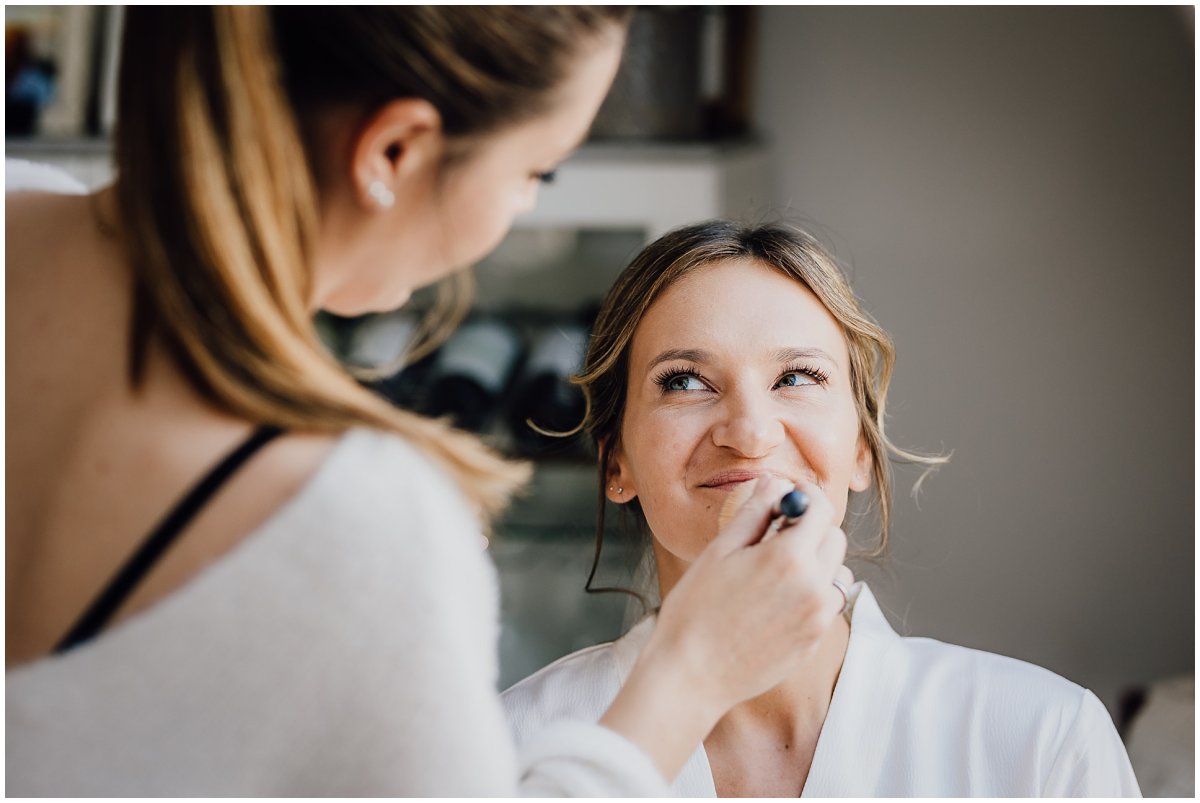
[503,583,1142,797]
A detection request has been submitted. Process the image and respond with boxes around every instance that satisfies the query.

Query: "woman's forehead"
[629,259,849,367]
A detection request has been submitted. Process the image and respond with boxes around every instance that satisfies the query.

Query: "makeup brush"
[717,480,809,542]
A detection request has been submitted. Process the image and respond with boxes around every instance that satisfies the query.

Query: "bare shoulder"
[5,407,345,666]
[6,192,108,323]
[6,190,89,262]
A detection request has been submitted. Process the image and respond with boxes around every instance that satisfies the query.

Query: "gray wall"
[753,6,1193,712]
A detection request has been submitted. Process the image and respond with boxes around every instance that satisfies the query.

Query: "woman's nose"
[710,390,786,458]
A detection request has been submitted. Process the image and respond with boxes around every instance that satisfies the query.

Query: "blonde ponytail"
[115,7,529,517]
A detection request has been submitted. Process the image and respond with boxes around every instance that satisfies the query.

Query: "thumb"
[708,476,793,556]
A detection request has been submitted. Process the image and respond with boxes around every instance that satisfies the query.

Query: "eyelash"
[652,365,701,392]
[652,362,830,393]
[533,169,558,185]
[780,361,830,386]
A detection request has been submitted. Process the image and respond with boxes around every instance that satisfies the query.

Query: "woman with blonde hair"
[503,220,1140,797]
[7,9,853,796]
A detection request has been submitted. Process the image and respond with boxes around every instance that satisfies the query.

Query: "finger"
[813,526,848,571]
[717,477,760,531]
[709,475,794,555]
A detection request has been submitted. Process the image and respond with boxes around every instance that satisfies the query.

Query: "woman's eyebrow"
[646,348,710,372]
[774,347,839,366]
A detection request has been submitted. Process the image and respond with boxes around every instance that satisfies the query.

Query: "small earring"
[368,180,395,209]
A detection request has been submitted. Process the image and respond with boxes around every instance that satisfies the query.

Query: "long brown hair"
[575,221,949,596]
[113,7,630,517]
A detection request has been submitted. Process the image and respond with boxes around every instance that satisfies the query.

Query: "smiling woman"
[502,220,1141,797]
[579,221,935,582]
[614,260,872,587]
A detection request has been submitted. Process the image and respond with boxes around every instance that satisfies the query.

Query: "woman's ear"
[350,98,443,212]
[602,438,636,504]
[850,435,874,493]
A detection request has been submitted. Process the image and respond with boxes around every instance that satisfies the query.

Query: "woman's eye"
[664,373,704,392]
[533,169,558,185]
[776,371,817,388]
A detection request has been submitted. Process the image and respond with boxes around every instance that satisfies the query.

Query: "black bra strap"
[54,424,286,654]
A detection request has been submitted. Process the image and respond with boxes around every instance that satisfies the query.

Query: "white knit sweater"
[7,429,668,796]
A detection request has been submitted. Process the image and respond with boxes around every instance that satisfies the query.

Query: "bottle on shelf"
[420,317,524,434]
[343,310,419,372]
[368,349,440,412]
[339,310,433,409]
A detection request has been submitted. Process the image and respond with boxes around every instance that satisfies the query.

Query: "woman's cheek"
[790,410,855,470]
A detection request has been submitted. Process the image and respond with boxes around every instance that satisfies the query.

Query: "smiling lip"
[699,470,791,491]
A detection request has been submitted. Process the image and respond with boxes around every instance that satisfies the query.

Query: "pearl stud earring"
[368,180,395,209]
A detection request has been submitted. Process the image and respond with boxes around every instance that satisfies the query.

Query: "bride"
[502,220,1140,797]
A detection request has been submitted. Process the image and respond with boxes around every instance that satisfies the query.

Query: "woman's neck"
[656,549,852,796]
[703,615,849,797]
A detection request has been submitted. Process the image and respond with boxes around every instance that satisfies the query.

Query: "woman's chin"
[383,288,414,312]
[322,287,414,318]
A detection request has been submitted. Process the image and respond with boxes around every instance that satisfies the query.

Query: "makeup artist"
[6,7,852,796]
